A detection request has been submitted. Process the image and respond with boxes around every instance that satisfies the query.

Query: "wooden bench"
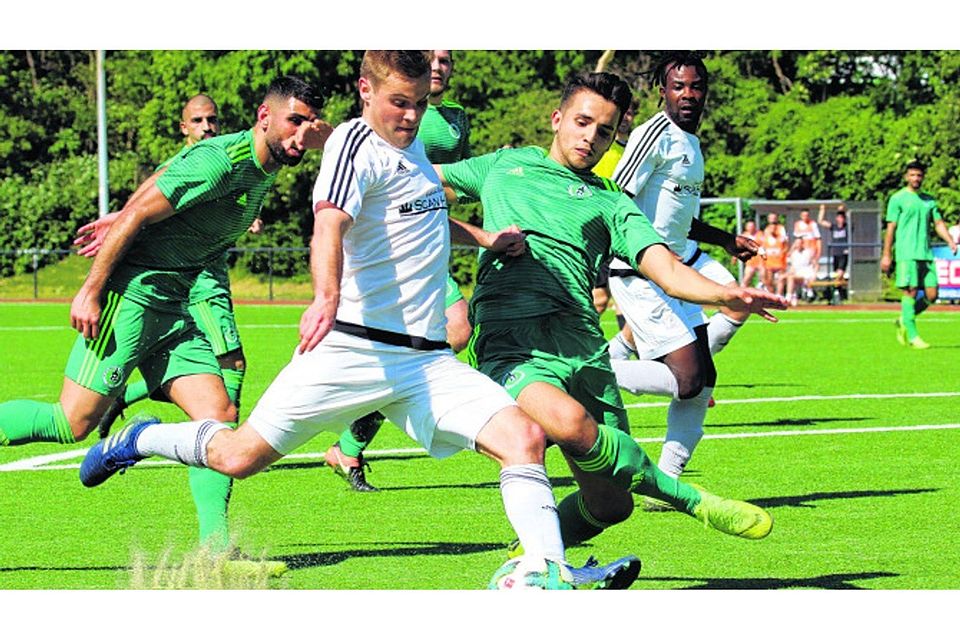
[807,279,847,304]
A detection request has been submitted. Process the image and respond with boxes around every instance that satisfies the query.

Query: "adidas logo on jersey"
[236,193,248,206]
[397,160,409,174]
[507,167,524,177]
[681,154,691,165]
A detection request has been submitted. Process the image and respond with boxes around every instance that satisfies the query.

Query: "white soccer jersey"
[611,112,704,262]
[793,219,821,241]
[313,118,449,341]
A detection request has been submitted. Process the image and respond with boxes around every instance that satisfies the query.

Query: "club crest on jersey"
[502,369,526,389]
[567,183,594,199]
[447,123,462,140]
[103,366,124,389]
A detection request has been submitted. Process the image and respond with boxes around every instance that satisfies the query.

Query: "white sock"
[611,359,679,398]
[607,332,637,361]
[659,386,712,477]
[499,464,565,562]
[135,419,230,467]
[707,312,743,355]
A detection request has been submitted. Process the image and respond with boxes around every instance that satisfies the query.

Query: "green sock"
[901,295,919,340]
[189,369,242,552]
[0,401,74,446]
[557,490,609,547]
[123,379,150,407]
[571,424,701,514]
[338,413,383,458]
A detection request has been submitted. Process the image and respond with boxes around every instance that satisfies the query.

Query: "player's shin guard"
[500,464,565,562]
[571,424,701,514]
[0,400,75,446]
[707,312,743,355]
[557,491,613,547]
[660,387,711,477]
[901,296,920,340]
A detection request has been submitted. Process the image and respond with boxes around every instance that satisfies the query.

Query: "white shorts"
[609,250,736,360]
[247,330,516,458]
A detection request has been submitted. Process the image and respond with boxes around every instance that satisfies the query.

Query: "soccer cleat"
[707,396,716,408]
[223,550,289,579]
[895,318,907,346]
[506,539,524,559]
[692,487,773,540]
[570,555,642,590]
[324,444,378,492]
[80,414,158,487]
[97,390,128,440]
[909,337,930,350]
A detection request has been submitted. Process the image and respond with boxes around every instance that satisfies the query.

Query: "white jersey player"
[605,53,763,488]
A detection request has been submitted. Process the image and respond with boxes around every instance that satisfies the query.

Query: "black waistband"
[609,248,703,279]
[333,320,450,351]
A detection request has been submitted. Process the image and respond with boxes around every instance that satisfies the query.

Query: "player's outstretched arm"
[70,186,177,340]
[299,204,353,354]
[637,243,787,322]
[449,219,526,257]
[297,119,334,151]
[689,217,758,262]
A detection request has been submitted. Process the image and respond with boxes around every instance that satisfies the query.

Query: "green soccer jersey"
[886,187,942,261]
[157,146,233,304]
[442,146,663,327]
[111,129,275,308]
[418,100,470,164]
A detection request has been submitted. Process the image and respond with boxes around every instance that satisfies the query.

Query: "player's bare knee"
[675,371,705,399]
[548,404,597,450]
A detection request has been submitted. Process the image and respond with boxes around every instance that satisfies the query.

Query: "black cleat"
[324,444,378,492]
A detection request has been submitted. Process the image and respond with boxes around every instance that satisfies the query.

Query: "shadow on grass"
[752,487,938,509]
[637,571,899,590]
[274,540,504,570]
[0,563,126,573]
[707,416,871,429]
[715,383,802,389]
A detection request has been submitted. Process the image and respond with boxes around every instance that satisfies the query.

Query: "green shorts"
[190,294,242,357]
[896,259,938,290]
[65,290,222,397]
[468,316,629,434]
[445,273,464,309]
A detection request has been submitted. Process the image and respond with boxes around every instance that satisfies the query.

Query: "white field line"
[3,423,959,473]
[624,391,960,409]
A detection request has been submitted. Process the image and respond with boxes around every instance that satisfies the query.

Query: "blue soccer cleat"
[80,414,159,487]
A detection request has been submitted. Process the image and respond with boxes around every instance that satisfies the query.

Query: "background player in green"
[0,77,331,563]
[324,49,473,491]
[74,94,264,551]
[881,160,957,349]
[439,71,786,549]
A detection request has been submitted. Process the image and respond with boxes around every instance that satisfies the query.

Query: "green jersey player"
[326,49,473,492]
[0,77,330,566]
[438,71,784,548]
[881,160,957,349]
[74,95,264,551]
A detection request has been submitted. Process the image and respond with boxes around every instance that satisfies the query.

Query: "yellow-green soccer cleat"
[692,488,773,540]
[909,336,930,350]
[895,318,907,346]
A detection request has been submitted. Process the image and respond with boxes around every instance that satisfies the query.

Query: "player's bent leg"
[557,455,634,546]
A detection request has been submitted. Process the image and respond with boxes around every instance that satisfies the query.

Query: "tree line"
[1,50,957,282]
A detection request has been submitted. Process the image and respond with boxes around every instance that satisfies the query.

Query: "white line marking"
[3,423,958,472]
[0,323,301,332]
[624,391,960,409]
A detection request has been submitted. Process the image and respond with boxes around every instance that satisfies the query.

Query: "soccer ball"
[487,555,572,590]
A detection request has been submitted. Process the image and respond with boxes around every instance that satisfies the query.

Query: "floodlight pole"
[96,50,109,218]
